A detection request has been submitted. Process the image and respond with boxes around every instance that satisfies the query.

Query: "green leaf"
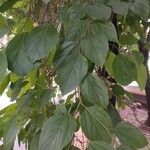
[112,84,125,96]
[113,54,137,85]
[117,145,132,150]
[54,104,67,115]
[54,42,76,69]
[107,0,130,16]
[70,2,86,19]
[6,33,35,76]
[0,73,10,95]
[115,121,148,150]
[57,48,88,95]
[0,0,20,12]
[81,74,109,108]
[39,89,55,108]
[14,18,33,33]
[11,79,28,100]
[18,89,35,112]
[65,19,87,41]
[30,132,40,150]
[0,51,7,83]
[0,14,9,37]
[105,52,116,76]
[136,64,147,90]
[130,0,150,20]
[107,104,121,127]
[39,114,77,150]
[88,141,114,150]
[81,34,109,67]
[93,22,118,43]
[119,33,138,45]
[4,117,20,150]
[131,51,144,65]
[25,24,58,62]
[86,4,111,21]
[81,106,113,143]
[131,51,147,90]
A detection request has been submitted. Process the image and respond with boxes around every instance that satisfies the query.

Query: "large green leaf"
[81,34,109,67]
[65,19,87,41]
[86,4,111,21]
[81,106,113,143]
[92,22,118,43]
[25,24,58,62]
[6,33,35,76]
[81,74,109,108]
[107,0,130,16]
[30,132,40,150]
[57,47,88,95]
[39,114,77,150]
[130,0,150,20]
[0,51,7,83]
[115,121,148,150]
[88,141,114,150]
[113,54,137,85]
[3,117,20,150]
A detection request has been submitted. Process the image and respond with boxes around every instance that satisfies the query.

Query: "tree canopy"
[0,0,150,150]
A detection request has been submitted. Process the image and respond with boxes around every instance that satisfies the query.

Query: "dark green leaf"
[39,89,55,108]
[4,117,20,150]
[81,74,109,108]
[117,145,132,150]
[54,104,67,115]
[86,4,111,21]
[115,121,148,150]
[93,22,118,43]
[25,24,58,62]
[81,106,113,143]
[81,34,109,67]
[88,141,114,150]
[130,0,150,20]
[131,51,144,65]
[39,114,77,150]
[107,0,130,16]
[107,104,121,127]
[113,54,137,85]
[6,33,35,76]
[30,132,40,150]
[57,47,88,95]
[112,84,125,96]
